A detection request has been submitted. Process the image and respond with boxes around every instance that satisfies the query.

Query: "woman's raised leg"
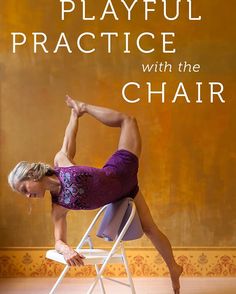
[134,191,183,294]
[66,95,141,157]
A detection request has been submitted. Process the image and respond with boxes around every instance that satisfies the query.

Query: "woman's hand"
[63,247,85,267]
[52,210,85,267]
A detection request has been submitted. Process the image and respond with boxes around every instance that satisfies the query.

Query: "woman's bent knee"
[121,115,137,126]
[118,115,141,157]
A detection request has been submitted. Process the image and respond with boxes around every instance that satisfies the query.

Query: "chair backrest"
[96,197,144,241]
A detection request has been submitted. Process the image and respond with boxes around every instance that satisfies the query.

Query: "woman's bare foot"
[170,264,183,294]
[65,95,86,117]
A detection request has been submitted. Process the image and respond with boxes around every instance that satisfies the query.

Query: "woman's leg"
[66,95,141,157]
[134,191,183,294]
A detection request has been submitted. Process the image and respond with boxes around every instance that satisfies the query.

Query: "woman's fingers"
[67,258,79,267]
[73,257,82,266]
[68,256,85,266]
[77,256,85,266]
[64,249,86,266]
[68,259,76,266]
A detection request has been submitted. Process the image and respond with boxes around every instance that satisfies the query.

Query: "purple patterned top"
[51,149,139,210]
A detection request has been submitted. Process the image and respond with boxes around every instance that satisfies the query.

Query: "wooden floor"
[0,277,236,294]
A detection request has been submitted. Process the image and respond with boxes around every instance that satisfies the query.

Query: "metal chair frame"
[46,199,137,294]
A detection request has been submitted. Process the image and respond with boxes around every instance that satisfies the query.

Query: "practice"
[11,31,176,54]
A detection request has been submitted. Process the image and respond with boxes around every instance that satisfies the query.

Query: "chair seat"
[46,249,123,265]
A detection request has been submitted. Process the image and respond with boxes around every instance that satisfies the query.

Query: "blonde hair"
[8,161,54,192]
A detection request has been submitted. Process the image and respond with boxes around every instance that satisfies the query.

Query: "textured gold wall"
[0,0,235,247]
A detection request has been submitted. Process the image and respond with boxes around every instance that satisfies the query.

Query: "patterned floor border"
[0,247,235,278]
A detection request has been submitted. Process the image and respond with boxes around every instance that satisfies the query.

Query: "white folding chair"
[46,198,142,294]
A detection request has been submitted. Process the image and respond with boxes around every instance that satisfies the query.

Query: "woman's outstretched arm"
[60,109,78,160]
[54,109,78,167]
[52,205,85,266]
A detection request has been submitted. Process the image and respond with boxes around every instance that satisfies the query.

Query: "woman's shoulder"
[54,151,76,167]
[54,163,76,169]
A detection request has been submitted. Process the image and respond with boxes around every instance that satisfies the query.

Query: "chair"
[46,197,143,294]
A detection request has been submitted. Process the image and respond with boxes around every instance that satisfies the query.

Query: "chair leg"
[86,251,117,294]
[121,244,136,294]
[87,266,105,294]
[95,264,106,294]
[49,265,70,294]
[88,236,106,294]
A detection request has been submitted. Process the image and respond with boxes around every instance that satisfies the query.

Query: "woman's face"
[15,179,46,198]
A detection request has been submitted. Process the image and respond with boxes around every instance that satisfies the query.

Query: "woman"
[8,95,183,294]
